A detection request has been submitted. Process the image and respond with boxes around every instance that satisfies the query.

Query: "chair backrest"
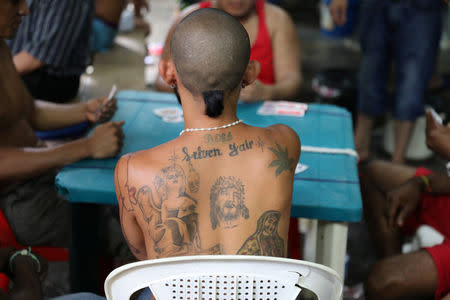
[104,255,343,300]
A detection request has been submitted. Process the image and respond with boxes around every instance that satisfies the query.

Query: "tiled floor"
[45,0,450,299]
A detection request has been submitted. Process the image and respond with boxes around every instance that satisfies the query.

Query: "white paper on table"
[295,163,309,174]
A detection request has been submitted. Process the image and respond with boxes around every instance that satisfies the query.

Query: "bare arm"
[240,5,302,101]
[32,97,118,131]
[0,121,124,183]
[425,110,450,161]
[268,6,302,100]
[386,172,450,228]
[329,0,348,26]
[12,51,45,75]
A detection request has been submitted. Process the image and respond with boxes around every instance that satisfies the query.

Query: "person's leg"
[21,68,80,103]
[354,113,375,161]
[360,160,416,257]
[392,120,414,164]
[356,0,391,161]
[365,250,438,300]
[391,0,442,164]
[0,171,70,247]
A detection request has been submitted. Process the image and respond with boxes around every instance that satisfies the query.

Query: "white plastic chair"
[104,255,343,300]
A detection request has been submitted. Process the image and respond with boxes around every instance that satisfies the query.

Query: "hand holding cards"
[257,101,308,117]
[95,85,118,123]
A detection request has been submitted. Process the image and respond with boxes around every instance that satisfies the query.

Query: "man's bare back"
[115,8,300,261]
[116,123,300,260]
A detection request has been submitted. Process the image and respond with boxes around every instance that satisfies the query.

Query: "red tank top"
[198,1,275,84]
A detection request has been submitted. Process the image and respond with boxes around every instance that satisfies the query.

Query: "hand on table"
[85,97,118,124]
[385,178,422,229]
[88,121,125,159]
[239,80,271,102]
[329,0,348,26]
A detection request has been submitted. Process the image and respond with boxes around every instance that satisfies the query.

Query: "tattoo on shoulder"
[204,131,233,144]
[237,210,285,257]
[116,155,142,255]
[268,142,296,177]
[256,136,265,152]
[124,152,220,257]
[210,176,249,230]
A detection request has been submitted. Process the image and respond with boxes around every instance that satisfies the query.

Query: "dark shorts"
[21,67,80,103]
[358,0,442,121]
[402,167,450,300]
[0,171,69,247]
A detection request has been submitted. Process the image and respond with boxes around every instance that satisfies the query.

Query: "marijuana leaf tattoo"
[268,143,295,177]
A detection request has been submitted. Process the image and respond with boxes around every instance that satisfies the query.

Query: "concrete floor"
[43,0,450,298]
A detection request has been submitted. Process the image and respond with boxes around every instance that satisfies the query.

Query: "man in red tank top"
[156,0,302,102]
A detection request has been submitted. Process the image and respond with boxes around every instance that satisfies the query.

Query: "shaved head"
[171,8,250,116]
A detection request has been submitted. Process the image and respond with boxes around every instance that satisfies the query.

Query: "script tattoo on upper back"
[210,176,249,229]
[204,131,233,144]
[237,210,285,257]
[268,142,296,177]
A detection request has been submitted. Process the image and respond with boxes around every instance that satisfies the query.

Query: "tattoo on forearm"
[210,176,249,229]
[237,210,285,257]
[268,142,296,177]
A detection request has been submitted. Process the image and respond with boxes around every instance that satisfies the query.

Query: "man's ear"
[158,59,177,85]
[242,60,261,86]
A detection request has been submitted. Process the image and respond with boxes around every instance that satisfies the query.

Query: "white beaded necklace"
[179,120,243,136]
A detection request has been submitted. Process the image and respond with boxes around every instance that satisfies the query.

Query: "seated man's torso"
[0,40,40,193]
[116,124,299,259]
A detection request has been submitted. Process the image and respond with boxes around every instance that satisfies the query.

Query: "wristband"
[9,247,41,274]
[418,175,432,193]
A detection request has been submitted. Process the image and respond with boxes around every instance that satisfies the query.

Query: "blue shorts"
[358,0,442,121]
[90,17,118,53]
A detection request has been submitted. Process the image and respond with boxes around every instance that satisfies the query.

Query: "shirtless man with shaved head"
[115,8,300,261]
[155,0,302,102]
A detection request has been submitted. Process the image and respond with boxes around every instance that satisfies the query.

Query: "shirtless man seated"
[360,110,450,300]
[155,0,302,102]
[0,0,124,247]
[115,8,300,261]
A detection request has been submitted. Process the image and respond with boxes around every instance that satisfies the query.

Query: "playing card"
[257,101,308,117]
[295,163,309,174]
[162,114,184,123]
[154,107,183,118]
